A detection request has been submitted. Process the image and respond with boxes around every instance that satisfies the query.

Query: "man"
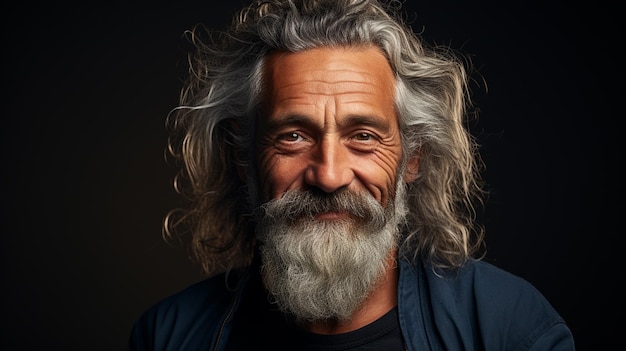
[128,0,575,349]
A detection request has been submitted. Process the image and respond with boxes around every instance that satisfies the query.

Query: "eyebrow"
[340,114,392,133]
[264,114,316,131]
[265,113,392,133]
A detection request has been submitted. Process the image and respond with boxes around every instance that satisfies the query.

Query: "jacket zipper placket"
[211,293,240,351]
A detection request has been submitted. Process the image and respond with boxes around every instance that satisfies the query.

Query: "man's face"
[256,46,403,208]
[253,46,408,322]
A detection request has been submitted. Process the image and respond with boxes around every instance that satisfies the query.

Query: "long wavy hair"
[164,0,486,276]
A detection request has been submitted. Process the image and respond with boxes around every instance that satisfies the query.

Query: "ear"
[402,154,420,183]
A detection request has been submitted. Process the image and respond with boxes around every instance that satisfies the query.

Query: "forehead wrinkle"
[274,83,381,99]
[308,67,379,77]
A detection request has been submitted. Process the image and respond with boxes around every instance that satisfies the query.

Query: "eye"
[348,131,379,152]
[353,132,373,141]
[274,131,312,152]
[277,132,303,143]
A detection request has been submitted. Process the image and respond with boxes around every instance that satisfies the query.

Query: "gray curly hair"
[164,0,486,276]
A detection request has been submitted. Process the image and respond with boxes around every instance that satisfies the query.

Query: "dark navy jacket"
[128,258,575,350]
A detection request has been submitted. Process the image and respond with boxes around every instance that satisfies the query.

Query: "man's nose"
[304,139,353,193]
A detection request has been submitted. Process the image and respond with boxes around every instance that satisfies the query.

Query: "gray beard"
[255,182,407,322]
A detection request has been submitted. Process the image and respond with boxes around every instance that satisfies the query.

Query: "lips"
[312,210,351,221]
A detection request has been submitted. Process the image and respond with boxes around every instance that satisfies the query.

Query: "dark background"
[2,1,621,350]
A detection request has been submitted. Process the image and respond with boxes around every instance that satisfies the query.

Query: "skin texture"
[258,46,404,206]
[255,46,416,334]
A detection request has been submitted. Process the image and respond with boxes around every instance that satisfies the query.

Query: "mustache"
[257,188,386,223]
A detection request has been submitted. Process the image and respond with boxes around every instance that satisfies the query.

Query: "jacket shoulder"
[400,259,575,350]
[127,273,239,351]
[461,260,575,350]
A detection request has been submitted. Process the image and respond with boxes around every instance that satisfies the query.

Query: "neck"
[303,254,399,334]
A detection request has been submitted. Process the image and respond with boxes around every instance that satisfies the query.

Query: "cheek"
[257,152,305,200]
[357,148,402,203]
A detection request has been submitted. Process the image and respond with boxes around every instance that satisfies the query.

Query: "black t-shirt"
[295,307,405,351]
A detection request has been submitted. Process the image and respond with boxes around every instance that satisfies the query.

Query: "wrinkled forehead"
[261,45,396,103]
